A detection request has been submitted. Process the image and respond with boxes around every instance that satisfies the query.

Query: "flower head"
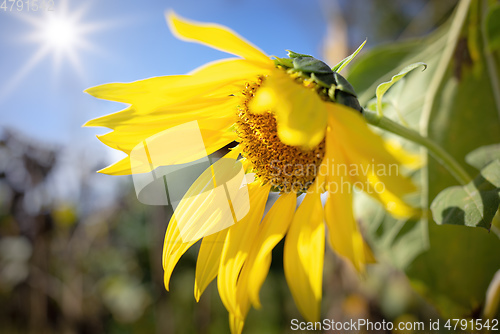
[85,12,417,333]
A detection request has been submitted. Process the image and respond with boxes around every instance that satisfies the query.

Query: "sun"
[23,1,101,74]
[42,15,79,51]
[0,0,106,101]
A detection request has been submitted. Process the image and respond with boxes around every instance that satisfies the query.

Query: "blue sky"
[0,0,331,150]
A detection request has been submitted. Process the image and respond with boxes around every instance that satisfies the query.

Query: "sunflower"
[84,12,417,333]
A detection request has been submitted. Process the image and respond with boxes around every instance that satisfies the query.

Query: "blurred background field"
[4,0,499,333]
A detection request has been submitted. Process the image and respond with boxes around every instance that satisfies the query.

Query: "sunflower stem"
[363,110,472,185]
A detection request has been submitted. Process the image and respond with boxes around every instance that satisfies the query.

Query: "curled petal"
[167,11,272,66]
[251,69,328,149]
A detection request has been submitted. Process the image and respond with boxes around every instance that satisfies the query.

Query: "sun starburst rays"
[0,0,107,102]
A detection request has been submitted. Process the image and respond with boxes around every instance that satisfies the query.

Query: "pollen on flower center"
[236,78,325,193]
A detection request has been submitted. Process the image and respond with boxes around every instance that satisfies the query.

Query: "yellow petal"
[323,127,374,271]
[328,104,411,170]
[217,183,270,316]
[173,154,252,243]
[180,58,269,94]
[364,242,377,264]
[86,58,264,120]
[340,146,417,219]
[92,108,236,147]
[250,69,327,149]
[86,59,260,128]
[97,124,237,175]
[95,120,224,154]
[97,155,135,175]
[240,192,296,309]
[283,191,325,322]
[384,139,423,169]
[84,75,187,105]
[324,188,367,272]
[163,151,248,289]
[84,97,235,129]
[194,228,229,301]
[229,313,245,334]
[162,216,198,291]
[167,11,272,66]
[327,105,417,218]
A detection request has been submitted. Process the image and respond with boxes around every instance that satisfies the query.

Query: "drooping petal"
[328,104,415,192]
[327,104,417,218]
[194,228,229,301]
[167,11,272,66]
[217,183,270,316]
[224,191,293,332]
[229,313,245,334]
[384,139,423,169]
[283,191,325,322]
[163,150,247,289]
[323,125,375,272]
[324,188,367,272]
[229,193,296,328]
[163,216,198,291]
[338,145,417,219]
[250,69,327,149]
[239,192,296,309]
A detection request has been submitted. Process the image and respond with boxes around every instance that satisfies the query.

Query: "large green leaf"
[349,0,500,319]
[431,160,500,229]
[466,143,500,169]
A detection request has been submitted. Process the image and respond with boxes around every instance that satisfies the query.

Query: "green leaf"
[332,40,366,73]
[351,0,500,319]
[466,143,500,170]
[485,4,500,51]
[375,62,427,116]
[431,160,500,229]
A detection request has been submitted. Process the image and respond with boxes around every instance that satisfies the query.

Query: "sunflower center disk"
[236,81,325,193]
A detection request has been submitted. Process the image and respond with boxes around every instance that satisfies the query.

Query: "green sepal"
[333,72,357,97]
[273,57,294,68]
[335,90,363,113]
[292,57,333,74]
[286,50,313,58]
[332,40,367,72]
[310,72,335,88]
